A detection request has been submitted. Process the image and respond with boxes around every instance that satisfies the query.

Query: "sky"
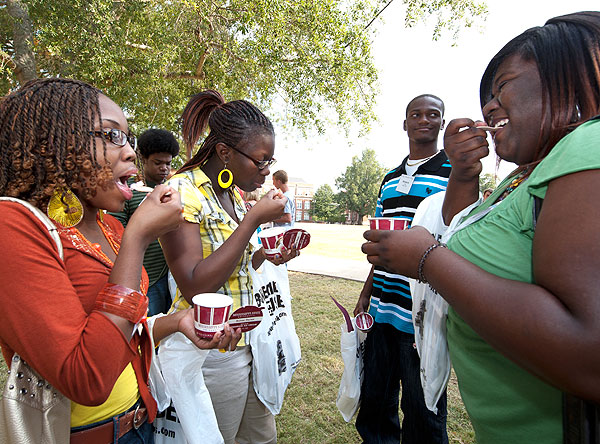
[271,0,599,190]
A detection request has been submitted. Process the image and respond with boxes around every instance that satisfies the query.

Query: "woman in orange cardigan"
[0,78,240,443]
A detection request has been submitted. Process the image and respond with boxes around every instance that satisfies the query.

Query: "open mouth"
[491,118,509,143]
[494,118,509,129]
[115,174,135,199]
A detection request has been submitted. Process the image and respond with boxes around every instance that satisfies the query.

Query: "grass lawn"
[278,271,475,444]
[295,222,367,261]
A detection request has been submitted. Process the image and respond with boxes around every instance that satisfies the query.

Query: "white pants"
[202,347,277,444]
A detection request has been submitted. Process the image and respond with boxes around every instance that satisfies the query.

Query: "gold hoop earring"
[47,188,84,227]
[218,165,234,189]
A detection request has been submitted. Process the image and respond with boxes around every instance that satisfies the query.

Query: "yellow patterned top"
[167,168,254,344]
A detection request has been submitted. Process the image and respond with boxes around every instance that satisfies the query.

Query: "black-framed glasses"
[90,129,137,150]
[228,145,276,170]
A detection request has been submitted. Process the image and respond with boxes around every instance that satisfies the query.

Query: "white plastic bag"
[156,332,223,444]
[410,192,481,413]
[248,261,301,415]
[152,401,187,444]
[146,314,171,413]
[332,297,367,422]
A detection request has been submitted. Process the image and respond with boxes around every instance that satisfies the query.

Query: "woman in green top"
[362,11,600,443]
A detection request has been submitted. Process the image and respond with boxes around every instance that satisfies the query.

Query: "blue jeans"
[71,402,154,444]
[147,275,171,316]
[355,323,448,444]
[119,421,154,444]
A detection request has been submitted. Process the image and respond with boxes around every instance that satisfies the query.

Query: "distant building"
[263,176,315,222]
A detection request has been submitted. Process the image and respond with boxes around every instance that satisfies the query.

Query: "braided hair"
[178,90,274,173]
[0,78,112,211]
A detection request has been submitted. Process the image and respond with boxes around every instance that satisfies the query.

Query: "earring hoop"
[218,165,234,189]
[47,188,84,227]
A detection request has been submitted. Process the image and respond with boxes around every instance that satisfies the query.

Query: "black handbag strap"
[564,393,600,444]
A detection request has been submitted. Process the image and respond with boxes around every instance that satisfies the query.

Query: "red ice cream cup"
[192,293,233,339]
[259,227,286,259]
[368,217,410,231]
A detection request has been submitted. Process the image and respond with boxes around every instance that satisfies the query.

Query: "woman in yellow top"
[162,90,296,444]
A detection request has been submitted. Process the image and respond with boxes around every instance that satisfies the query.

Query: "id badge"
[396,174,415,194]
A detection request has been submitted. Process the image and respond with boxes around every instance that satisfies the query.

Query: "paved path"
[286,222,371,282]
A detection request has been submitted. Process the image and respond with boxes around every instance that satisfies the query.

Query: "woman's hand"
[176,309,242,350]
[444,118,490,183]
[361,226,436,278]
[265,247,300,266]
[247,189,286,226]
[128,184,183,245]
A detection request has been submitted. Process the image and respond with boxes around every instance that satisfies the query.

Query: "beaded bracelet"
[94,283,148,324]
[417,243,447,284]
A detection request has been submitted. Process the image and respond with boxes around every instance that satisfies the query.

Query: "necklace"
[406,153,437,167]
[496,168,530,203]
[60,216,120,266]
[58,215,149,295]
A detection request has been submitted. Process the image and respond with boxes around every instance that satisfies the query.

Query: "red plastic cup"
[192,293,233,339]
[259,227,286,259]
[368,217,410,231]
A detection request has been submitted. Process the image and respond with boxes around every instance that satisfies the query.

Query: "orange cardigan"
[0,202,156,420]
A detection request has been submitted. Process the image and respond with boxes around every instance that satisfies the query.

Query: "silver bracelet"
[417,243,447,284]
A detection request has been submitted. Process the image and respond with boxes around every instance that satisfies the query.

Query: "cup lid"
[355,312,374,331]
[282,228,311,250]
[228,305,263,332]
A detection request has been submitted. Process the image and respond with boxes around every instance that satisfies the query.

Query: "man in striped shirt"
[110,129,180,315]
[354,94,451,444]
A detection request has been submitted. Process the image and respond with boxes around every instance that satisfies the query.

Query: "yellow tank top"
[70,363,139,427]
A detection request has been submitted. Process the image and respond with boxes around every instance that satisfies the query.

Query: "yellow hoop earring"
[47,188,84,227]
[218,166,234,189]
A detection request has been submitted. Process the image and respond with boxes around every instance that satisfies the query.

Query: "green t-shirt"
[446,118,600,444]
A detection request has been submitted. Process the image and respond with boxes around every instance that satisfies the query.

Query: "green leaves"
[311,184,345,223]
[2,0,486,141]
[334,148,386,223]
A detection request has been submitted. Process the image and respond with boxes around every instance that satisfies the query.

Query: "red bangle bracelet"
[94,283,148,324]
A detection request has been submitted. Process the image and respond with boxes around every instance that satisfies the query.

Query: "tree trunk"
[7,0,37,84]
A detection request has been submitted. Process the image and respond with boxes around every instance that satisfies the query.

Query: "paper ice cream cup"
[259,227,286,258]
[192,293,233,339]
[368,217,410,231]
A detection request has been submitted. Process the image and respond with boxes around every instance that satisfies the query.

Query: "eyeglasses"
[90,129,137,150]
[228,145,276,170]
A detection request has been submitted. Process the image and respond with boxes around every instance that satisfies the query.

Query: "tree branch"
[0,50,17,71]
[195,48,207,79]
[6,0,37,83]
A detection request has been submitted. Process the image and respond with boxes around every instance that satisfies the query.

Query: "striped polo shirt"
[109,178,168,287]
[167,168,254,321]
[369,150,451,334]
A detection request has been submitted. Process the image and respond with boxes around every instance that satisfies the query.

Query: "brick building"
[262,176,314,222]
